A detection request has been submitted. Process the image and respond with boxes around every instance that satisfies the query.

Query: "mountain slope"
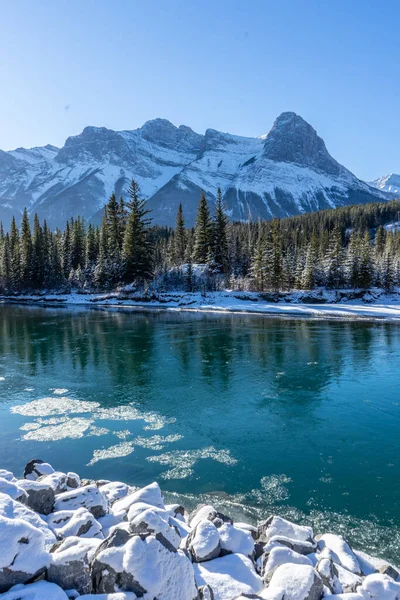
[370,173,400,195]
[0,112,391,228]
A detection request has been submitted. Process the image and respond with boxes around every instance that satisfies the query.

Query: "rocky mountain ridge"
[0,112,393,228]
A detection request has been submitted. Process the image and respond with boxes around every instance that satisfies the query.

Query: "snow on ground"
[3,289,400,320]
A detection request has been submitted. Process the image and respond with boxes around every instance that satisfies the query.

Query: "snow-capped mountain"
[370,173,400,195]
[0,112,392,228]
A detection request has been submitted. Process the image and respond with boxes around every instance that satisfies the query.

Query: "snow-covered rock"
[218,523,254,557]
[0,581,69,599]
[267,563,323,600]
[0,478,28,503]
[18,479,55,515]
[193,554,263,600]
[91,527,197,598]
[66,472,81,489]
[261,546,313,582]
[258,516,314,545]
[48,536,101,595]
[23,460,55,481]
[128,507,181,549]
[188,519,221,562]
[127,500,168,523]
[54,484,108,518]
[99,481,129,505]
[0,491,56,546]
[47,506,103,539]
[111,482,164,519]
[262,534,316,555]
[0,514,49,592]
[318,533,362,575]
[190,504,232,530]
[357,573,400,598]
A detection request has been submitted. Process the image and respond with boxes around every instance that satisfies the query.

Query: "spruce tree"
[325,226,345,289]
[122,179,153,282]
[174,204,186,265]
[20,208,32,289]
[212,188,229,273]
[193,193,212,264]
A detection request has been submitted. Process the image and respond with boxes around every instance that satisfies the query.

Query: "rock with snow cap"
[198,584,215,599]
[218,523,254,557]
[357,572,400,598]
[0,470,16,482]
[267,563,323,600]
[128,507,181,549]
[47,535,101,595]
[316,556,341,593]
[54,484,108,518]
[257,516,314,545]
[47,506,103,539]
[0,477,28,503]
[18,479,55,515]
[262,534,316,555]
[0,581,69,599]
[188,519,221,562]
[66,472,80,489]
[334,561,363,592]
[0,491,56,546]
[111,482,164,519]
[37,471,68,494]
[190,504,233,530]
[23,460,55,481]
[98,481,129,505]
[92,527,197,598]
[127,500,168,523]
[317,533,362,575]
[193,554,263,600]
[0,514,50,593]
[260,546,313,582]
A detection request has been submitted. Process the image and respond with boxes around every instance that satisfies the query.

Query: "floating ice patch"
[22,417,92,441]
[132,434,183,451]
[147,446,237,480]
[87,441,135,465]
[0,377,5,381]
[11,397,99,417]
[19,422,42,432]
[50,388,69,395]
[88,425,109,437]
[95,405,176,430]
[24,387,34,391]
[114,429,131,439]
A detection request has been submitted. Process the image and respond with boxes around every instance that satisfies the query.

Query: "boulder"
[127,500,168,523]
[199,585,215,599]
[18,479,55,515]
[334,561,363,593]
[0,477,28,503]
[66,472,81,489]
[128,507,181,550]
[257,516,314,545]
[38,472,68,494]
[193,554,263,600]
[0,491,56,547]
[47,506,103,539]
[48,536,101,595]
[23,460,55,481]
[378,564,400,580]
[54,484,108,518]
[99,481,129,504]
[0,514,49,593]
[262,534,316,555]
[317,533,361,575]
[267,563,323,600]
[261,546,313,582]
[190,504,232,530]
[234,522,258,540]
[111,482,164,519]
[92,528,198,599]
[188,519,221,562]
[0,581,69,599]
[357,572,400,598]
[0,470,16,482]
[218,523,254,557]
[316,557,341,593]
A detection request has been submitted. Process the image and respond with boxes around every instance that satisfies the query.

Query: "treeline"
[1,179,400,294]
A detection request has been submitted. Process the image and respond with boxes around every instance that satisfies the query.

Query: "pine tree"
[358,231,373,289]
[211,188,229,273]
[62,221,72,278]
[20,208,32,289]
[174,204,186,265]
[250,228,265,291]
[382,252,395,293]
[375,225,386,256]
[31,214,44,289]
[325,226,345,289]
[264,218,283,292]
[193,193,213,264]
[122,179,153,282]
[0,233,11,291]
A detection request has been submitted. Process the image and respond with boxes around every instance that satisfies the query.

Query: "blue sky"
[0,0,398,180]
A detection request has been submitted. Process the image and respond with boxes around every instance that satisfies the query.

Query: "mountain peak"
[262,112,342,176]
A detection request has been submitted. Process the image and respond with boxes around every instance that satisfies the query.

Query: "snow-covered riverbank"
[0,460,399,599]
[2,289,400,320]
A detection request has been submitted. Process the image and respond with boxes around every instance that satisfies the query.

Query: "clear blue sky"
[0,0,399,181]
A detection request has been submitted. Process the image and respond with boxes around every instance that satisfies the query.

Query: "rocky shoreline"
[0,460,399,599]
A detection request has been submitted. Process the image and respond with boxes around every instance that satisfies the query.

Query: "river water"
[1,304,400,560]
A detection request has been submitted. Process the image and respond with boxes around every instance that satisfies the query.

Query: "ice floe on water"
[22,417,92,441]
[50,387,69,395]
[132,434,184,450]
[87,441,136,465]
[11,397,99,417]
[147,446,238,480]
[0,377,5,381]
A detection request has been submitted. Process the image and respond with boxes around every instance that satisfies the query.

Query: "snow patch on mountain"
[371,173,400,195]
